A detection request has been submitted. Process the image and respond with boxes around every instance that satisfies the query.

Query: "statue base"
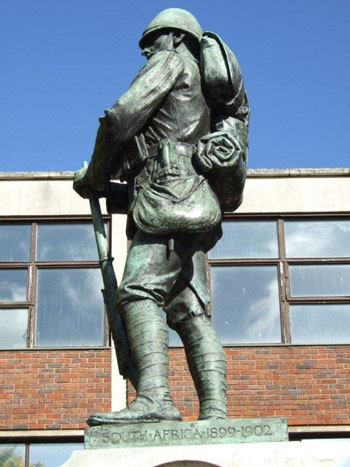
[63,439,350,467]
[85,417,288,449]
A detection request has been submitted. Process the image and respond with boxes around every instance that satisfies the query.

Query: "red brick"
[0,349,111,429]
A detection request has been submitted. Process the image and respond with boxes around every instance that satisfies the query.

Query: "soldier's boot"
[87,300,181,426]
[175,314,228,420]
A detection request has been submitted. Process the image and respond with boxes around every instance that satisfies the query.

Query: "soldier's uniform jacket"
[88,48,248,247]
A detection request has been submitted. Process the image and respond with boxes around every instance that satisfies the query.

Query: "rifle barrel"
[89,195,138,389]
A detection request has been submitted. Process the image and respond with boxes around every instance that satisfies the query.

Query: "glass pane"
[209,220,278,259]
[0,269,27,301]
[290,265,350,297]
[285,219,350,258]
[0,444,26,465]
[37,223,100,261]
[291,304,350,344]
[0,309,27,348]
[0,224,31,261]
[29,443,83,467]
[168,327,183,347]
[36,268,104,346]
[211,265,281,343]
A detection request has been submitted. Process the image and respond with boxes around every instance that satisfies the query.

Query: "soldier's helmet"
[139,8,203,48]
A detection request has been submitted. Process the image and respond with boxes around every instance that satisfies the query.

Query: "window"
[208,217,350,345]
[0,221,107,348]
[0,441,83,467]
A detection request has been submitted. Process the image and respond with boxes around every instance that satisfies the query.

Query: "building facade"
[1,168,350,465]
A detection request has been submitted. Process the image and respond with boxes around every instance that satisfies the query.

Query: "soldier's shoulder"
[149,50,185,70]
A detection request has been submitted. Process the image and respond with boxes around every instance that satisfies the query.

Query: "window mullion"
[28,270,37,348]
[27,265,34,348]
[28,222,37,348]
[278,219,291,343]
[281,262,292,343]
[25,443,30,467]
[289,296,350,303]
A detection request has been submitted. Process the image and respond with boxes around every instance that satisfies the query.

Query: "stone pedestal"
[63,440,350,467]
[62,418,350,466]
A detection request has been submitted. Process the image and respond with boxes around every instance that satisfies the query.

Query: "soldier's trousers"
[117,230,210,328]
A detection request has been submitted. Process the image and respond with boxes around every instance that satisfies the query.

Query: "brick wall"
[2,345,349,431]
[128,346,350,426]
[0,349,111,430]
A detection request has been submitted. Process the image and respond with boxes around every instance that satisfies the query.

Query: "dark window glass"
[285,220,350,258]
[0,444,26,465]
[209,220,278,259]
[0,269,27,301]
[290,304,350,344]
[0,308,27,348]
[29,443,83,467]
[36,268,104,346]
[290,265,350,297]
[211,265,281,343]
[37,224,99,261]
[0,224,31,262]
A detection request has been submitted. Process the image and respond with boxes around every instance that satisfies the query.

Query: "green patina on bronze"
[85,418,288,449]
[73,8,250,425]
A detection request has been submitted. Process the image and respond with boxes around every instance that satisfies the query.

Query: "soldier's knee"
[116,281,161,312]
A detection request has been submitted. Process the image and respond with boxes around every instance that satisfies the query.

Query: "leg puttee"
[87,299,181,425]
[175,314,227,420]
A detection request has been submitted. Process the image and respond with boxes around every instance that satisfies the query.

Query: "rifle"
[89,191,139,390]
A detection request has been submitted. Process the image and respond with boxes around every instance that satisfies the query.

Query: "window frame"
[207,212,350,346]
[0,216,111,349]
[0,435,84,467]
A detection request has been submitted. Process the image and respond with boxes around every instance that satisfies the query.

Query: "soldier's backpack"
[200,31,248,117]
[198,31,250,212]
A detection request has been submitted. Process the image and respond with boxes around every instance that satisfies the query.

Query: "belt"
[128,141,197,184]
[147,142,196,158]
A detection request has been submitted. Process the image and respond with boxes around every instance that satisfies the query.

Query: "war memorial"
[1,7,349,467]
[70,7,297,466]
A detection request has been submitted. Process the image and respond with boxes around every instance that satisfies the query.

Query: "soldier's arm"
[85,51,184,192]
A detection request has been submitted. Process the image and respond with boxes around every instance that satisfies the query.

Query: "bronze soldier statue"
[74,8,250,425]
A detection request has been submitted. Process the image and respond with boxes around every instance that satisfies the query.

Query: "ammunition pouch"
[132,139,221,235]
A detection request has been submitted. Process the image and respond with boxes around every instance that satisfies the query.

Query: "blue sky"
[1,0,349,171]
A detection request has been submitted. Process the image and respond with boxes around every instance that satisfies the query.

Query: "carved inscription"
[85,418,288,449]
[96,423,272,445]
